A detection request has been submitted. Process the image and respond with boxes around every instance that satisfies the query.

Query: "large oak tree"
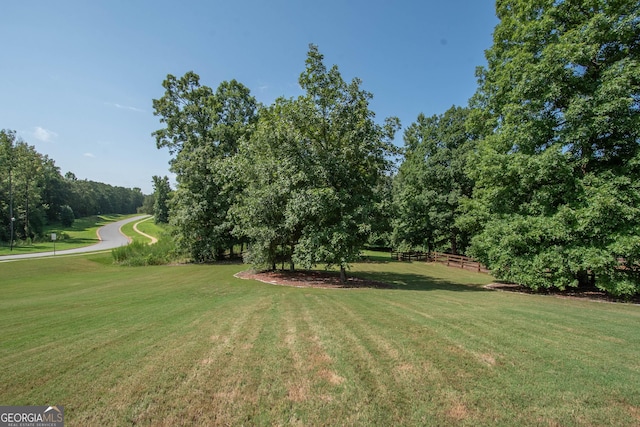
[234,45,399,281]
[468,0,640,295]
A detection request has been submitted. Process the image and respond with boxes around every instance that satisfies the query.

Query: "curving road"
[0,215,150,261]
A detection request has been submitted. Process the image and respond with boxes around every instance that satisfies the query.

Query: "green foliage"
[152,175,171,223]
[0,128,144,245]
[230,99,303,270]
[59,205,75,227]
[111,235,177,266]
[1,130,42,241]
[232,45,399,280]
[366,175,395,249]
[287,45,400,280]
[153,73,258,262]
[64,178,144,218]
[392,106,476,254]
[468,0,640,295]
[137,194,155,214]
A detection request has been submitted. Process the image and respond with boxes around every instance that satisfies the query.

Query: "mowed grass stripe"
[326,291,497,425]
[308,294,423,425]
[1,255,638,425]
[107,293,274,425]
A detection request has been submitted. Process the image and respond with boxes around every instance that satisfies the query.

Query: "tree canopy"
[152,175,171,224]
[156,45,398,281]
[393,106,477,254]
[153,73,258,261]
[467,0,640,295]
[150,2,639,296]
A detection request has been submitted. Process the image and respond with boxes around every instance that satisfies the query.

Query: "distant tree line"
[153,0,639,296]
[0,129,144,243]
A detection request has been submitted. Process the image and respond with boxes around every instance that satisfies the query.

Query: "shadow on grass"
[359,252,439,265]
[46,215,123,234]
[357,254,395,264]
[353,270,490,292]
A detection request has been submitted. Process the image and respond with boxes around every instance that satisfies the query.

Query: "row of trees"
[154,0,638,294]
[153,45,398,281]
[0,129,145,243]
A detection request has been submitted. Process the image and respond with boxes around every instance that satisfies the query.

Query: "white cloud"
[33,126,58,142]
[106,102,145,113]
[84,152,96,158]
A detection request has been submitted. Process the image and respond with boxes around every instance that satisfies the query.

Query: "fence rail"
[390,251,640,284]
[391,250,490,274]
[390,251,427,261]
[428,252,490,273]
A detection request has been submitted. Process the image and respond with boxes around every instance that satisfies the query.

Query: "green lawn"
[0,255,638,426]
[134,218,166,240]
[0,214,138,255]
[119,215,161,244]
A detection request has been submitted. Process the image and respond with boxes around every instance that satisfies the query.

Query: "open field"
[0,255,638,425]
[0,214,139,256]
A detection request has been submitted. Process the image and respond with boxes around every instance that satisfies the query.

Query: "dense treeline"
[465,0,640,296]
[154,0,639,295]
[0,130,144,243]
[63,173,144,218]
[394,0,640,295]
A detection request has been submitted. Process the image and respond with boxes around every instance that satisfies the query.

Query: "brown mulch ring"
[235,269,394,289]
[234,269,639,302]
[484,283,640,304]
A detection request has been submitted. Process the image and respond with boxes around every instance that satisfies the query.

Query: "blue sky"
[1,1,498,194]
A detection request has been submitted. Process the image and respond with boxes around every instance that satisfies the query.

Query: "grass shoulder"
[112,220,176,266]
[119,216,164,244]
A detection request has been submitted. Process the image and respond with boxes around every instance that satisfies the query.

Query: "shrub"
[60,205,75,227]
[112,236,177,266]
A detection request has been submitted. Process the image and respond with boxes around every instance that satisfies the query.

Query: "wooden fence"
[390,251,427,261]
[392,250,490,274]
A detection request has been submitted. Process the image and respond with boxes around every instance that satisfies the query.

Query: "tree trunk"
[9,168,13,250]
[339,265,347,283]
[25,180,30,239]
[576,269,594,288]
[289,243,295,271]
[450,232,458,255]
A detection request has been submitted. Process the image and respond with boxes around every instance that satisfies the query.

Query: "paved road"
[0,215,150,261]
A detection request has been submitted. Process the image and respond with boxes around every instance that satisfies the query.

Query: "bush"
[112,236,177,266]
[60,205,75,227]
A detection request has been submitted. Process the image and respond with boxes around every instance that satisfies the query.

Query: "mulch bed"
[235,269,394,289]
[235,269,638,303]
[485,283,640,304]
